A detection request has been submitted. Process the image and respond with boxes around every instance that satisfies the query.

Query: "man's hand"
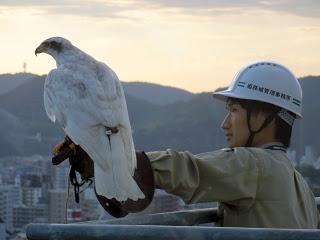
[52,136,94,180]
[51,136,155,218]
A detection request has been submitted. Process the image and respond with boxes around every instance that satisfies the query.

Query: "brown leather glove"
[52,136,155,218]
[52,136,94,180]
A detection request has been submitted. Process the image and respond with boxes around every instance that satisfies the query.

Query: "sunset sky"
[0,0,320,93]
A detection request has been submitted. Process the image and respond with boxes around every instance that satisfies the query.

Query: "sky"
[0,0,320,93]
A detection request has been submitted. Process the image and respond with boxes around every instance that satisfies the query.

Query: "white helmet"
[213,61,303,122]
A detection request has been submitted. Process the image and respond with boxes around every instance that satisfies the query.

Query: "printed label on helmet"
[237,82,301,107]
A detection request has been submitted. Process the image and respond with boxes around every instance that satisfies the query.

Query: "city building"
[12,204,47,230]
[48,189,67,223]
[0,185,21,233]
[0,218,6,240]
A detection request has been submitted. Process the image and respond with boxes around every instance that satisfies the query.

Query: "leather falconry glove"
[52,136,155,218]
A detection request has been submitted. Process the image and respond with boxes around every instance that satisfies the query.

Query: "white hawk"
[35,37,144,201]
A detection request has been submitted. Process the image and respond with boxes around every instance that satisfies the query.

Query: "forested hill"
[0,73,319,159]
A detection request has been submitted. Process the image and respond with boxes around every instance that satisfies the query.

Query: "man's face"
[221,101,250,148]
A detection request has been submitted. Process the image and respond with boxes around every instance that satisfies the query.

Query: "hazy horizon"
[1,0,320,93]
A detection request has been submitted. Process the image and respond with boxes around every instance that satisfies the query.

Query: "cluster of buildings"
[0,155,190,240]
[0,156,75,239]
[288,146,320,168]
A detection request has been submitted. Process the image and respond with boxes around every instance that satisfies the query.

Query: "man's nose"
[221,113,231,130]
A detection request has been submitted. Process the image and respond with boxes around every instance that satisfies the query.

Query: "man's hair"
[228,98,294,148]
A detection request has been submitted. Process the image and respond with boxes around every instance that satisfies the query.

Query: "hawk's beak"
[35,43,46,56]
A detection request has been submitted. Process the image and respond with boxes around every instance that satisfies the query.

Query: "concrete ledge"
[26,197,320,240]
[26,224,320,240]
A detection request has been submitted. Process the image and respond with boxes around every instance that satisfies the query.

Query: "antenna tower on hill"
[23,62,27,73]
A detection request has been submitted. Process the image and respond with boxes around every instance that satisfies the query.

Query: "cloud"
[140,0,320,18]
[0,0,319,18]
[0,0,141,19]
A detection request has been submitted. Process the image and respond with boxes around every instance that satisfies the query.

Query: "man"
[146,61,319,228]
[53,61,319,228]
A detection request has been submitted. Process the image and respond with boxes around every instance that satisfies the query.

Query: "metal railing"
[26,197,320,240]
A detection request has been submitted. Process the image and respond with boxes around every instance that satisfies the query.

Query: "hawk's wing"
[44,69,66,126]
[44,64,136,173]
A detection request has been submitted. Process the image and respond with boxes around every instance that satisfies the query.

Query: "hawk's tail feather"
[94,127,144,202]
[118,125,137,175]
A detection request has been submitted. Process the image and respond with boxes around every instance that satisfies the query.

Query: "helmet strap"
[245,108,279,147]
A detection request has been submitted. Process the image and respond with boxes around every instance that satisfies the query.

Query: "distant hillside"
[0,73,320,159]
[0,109,25,156]
[123,82,194,105]
[133,93,227,152]
[0,73,194,106]
[292,76,320,156]
[0,73,36,95]
[0,75,165,155]
[0,75,62,155]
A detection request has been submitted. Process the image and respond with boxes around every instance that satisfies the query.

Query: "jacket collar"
[258,142,284,149]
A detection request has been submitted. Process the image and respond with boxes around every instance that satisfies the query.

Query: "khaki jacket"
[147,143,320,228]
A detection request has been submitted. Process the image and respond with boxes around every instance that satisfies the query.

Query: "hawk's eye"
[49,41,62,53]
[50,41,58,47]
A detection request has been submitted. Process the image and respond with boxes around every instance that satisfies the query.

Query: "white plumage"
[36,37,144,201]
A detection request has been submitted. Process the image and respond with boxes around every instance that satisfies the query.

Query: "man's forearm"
[147,149,200,203]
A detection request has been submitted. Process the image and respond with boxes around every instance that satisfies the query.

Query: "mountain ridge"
[0,73,320,159]
[0,73,195,106]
